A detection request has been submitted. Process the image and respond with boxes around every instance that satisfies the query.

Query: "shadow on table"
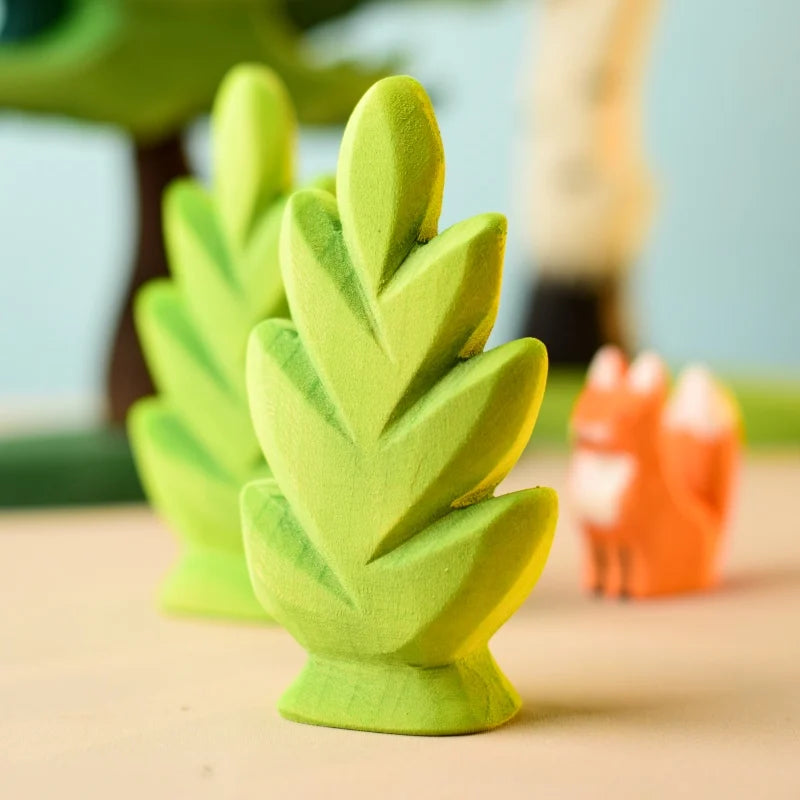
[508,684,743,733]
[720,565,800,596]
[516,563,800,618]
[508,697,669,731]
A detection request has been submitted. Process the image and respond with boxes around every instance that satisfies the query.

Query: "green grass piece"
[530,369,800,449]
[1,369,795,511]
[727,376,800,446]
[529,369,587,446]
[129,65,314,620]
[0,427,143,508]
[0,0,388,140]
[242,75,559,735]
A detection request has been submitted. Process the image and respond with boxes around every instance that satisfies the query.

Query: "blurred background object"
[1,0,799,506]
[129,64,301,620]
[569,348,740,598]
[0,0,391,505]
[519,0,659,364]
[0,0,387,423]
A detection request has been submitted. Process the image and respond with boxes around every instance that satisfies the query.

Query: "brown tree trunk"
[521,272,629,366]
[106,134,189,425]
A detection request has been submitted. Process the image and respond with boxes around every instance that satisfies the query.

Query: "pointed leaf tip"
[337,75,445,294]
[213,64,297,248]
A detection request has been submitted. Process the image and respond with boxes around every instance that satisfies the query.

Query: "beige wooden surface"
[2,453,799,799]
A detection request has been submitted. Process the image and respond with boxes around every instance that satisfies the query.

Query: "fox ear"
[587,345,626,389]
[627,351,667,395]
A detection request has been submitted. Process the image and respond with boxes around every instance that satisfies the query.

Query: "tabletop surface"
[2,453,799,799]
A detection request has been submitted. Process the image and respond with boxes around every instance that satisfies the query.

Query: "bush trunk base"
[279,647,521,735]
[159,547,269,622]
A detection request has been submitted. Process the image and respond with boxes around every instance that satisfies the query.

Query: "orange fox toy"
[569,346,740,598]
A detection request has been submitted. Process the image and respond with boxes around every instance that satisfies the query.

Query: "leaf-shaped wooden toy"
[242,75,559,734]
[129,64,312,620]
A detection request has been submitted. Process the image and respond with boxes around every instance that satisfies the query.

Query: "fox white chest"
[569,449,636,529]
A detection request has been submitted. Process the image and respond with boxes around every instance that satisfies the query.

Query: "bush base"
[278,647,520,735]
[159,547,269,622]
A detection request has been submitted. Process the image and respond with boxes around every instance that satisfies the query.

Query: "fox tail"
[662,365,740,524]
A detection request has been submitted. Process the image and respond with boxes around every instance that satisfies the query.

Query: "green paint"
[530,369,800,448]
[129,65,314,619]
[0,0,387,139]
[242,76,558,735]
[0,428,143,508]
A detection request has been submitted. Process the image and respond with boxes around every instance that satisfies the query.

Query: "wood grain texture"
[4,454,800,797]
[129,65,307,620]
[242,75,559,735]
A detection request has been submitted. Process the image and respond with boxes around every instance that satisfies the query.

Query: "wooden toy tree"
[519,0,660,363]
[0,0,386,423]
[242,76,558,734]
[129,65,317,619]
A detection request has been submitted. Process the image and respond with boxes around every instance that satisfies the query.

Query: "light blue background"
[0,0,798,407]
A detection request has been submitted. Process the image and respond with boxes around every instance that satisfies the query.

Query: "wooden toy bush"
[129,65,308,619]
[242,75,559,735]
